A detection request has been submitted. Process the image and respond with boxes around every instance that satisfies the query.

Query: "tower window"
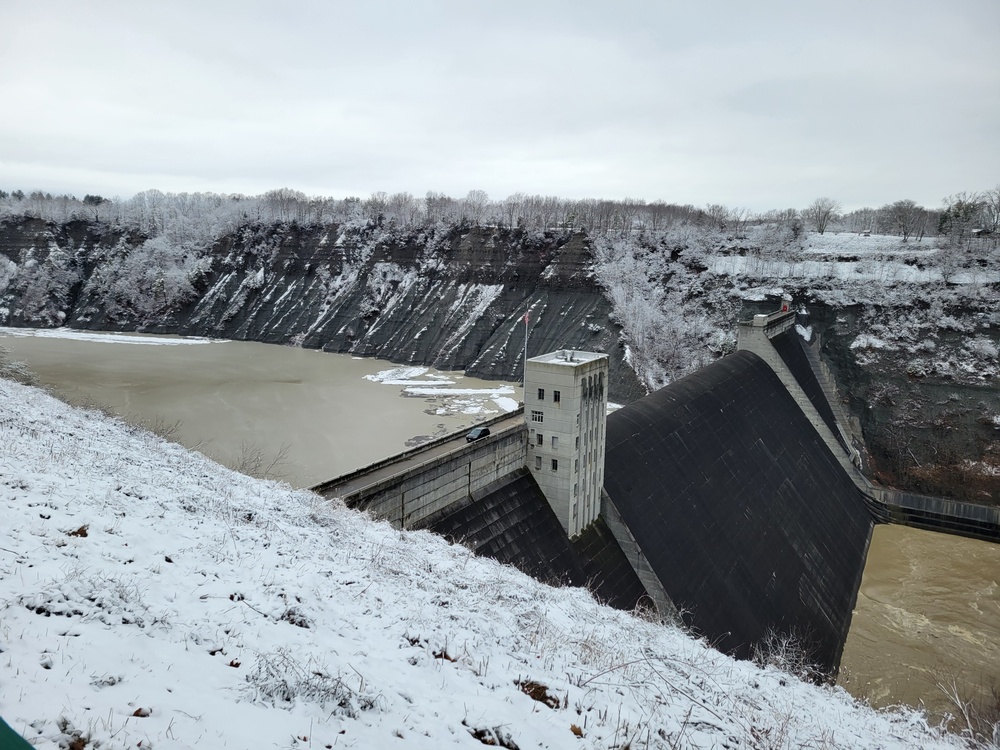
[553,390,560,403]
[551,459,559,471]
[551,436,558,449]
[536,433,543,446]
[535,456,542,470]
[537,388,544,400]
[531,410,543,423]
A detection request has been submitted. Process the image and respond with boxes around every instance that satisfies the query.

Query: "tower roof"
[527,350,607,366]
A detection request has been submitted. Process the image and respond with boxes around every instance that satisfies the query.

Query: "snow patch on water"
[0,327,225,346]
[492,396,519,412]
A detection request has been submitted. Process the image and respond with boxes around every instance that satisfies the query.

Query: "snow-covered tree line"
[3,186,998,250]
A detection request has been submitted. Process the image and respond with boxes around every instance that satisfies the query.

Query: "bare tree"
[803,197,841,234]
[386,192,420,227]
[462,189,489,225]
[939,192,984,248]
[617,198,645,232]
[501,193,524,229]
[262,188,307,224]
[883,199,924,241]
[844,207,877,234]
[363,191,389,225]
[982,185,1000,234]
[728,207,754,238]
[424,191,454,223]
[704,203,729,231]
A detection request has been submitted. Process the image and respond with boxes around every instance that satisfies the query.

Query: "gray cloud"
[1,0,998,211]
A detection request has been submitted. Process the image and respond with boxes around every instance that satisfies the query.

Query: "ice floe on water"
[363,365,444,385]
[364,365,520,418]
[403,386,515,396]
[0,327,224,345]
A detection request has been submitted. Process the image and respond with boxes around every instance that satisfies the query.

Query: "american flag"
[522,311,530,324]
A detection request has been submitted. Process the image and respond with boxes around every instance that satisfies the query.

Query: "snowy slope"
[0,379,963,749]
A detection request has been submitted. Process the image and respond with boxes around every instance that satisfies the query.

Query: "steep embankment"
[0,218,645,402]
[0,377,966,750]
[799,303,1000,505]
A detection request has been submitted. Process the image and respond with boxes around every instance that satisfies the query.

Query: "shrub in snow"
[965,336,999,361]
[244,648,377,714]
[750,629,824,684]
[851,333,894,351]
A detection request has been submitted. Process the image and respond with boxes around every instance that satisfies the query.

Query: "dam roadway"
[312,408,525,500]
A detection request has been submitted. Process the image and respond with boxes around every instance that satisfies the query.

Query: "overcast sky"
[2,0,997,212]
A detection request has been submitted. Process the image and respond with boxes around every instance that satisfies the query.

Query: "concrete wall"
[312,408,522,497]
[525,351,608,536]
[600,490,678,620]
[603,351,874,673]
[738,316,861,479]
[344,424,528,529]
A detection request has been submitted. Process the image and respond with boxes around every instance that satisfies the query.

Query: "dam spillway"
[602,350,874,672]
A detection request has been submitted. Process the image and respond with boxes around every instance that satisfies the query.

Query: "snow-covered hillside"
[0,379,969,749]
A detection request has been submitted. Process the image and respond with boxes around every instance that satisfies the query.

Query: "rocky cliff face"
[0,217,646,403]
[805,303,1000,505]
[4,215,998,504]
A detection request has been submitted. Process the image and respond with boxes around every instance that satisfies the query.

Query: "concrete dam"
[315,306,1000,674]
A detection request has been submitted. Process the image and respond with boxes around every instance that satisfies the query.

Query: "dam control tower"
[524,350,609,537]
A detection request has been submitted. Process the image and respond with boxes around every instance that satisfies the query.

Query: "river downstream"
[839,524,1000,719]
[2,327,998,722]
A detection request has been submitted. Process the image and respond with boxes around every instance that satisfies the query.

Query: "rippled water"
[839,524,1000,720]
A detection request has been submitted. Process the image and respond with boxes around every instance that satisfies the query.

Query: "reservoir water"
[0,328,521,489]
[2,327,998,721]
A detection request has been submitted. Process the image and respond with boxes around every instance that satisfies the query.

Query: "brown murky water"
[0,329,520,489]
[3,328,998,719]
[839,524,1000,720]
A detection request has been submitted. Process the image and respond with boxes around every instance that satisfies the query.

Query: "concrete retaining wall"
[601,490,678,620]
[345,424,528,529]
[312,408,523,496]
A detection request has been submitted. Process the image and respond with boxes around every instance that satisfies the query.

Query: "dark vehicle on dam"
[466,427,490,442]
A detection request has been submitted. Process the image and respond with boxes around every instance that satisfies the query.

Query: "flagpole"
[522,308,529,385]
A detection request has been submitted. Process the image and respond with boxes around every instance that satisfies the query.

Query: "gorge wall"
[0,217,646,403]
[3,215,999,506]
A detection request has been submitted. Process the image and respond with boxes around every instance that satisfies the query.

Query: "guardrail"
[311,406,524,495]
[738,309,796,334]
[862,486,1000,543]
